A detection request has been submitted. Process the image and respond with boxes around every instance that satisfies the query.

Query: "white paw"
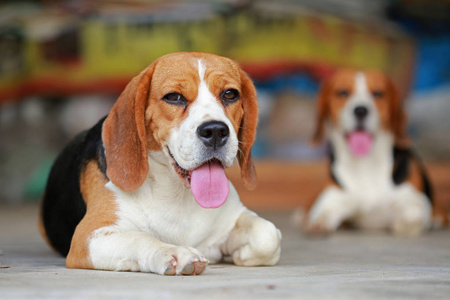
[142,246,209,275]
[304,220,334,236]
[305,210,337,236]
[233,219,281,267]
[305,187,349,235]
[391,196,431,237]
[391,210,430,237]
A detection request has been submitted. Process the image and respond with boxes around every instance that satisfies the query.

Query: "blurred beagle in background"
[305,69,446,236]
[40,52,281,275]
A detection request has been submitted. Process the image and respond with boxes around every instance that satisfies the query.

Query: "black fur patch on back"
[392,147,410,185]
[327,143,341,187]
[421,166,433,204]
[392,146,433,203]
[84,117,108,180]
[41,116,107,257]
[327,143,342,187]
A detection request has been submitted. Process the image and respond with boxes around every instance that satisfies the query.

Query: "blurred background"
[0,0,449,212]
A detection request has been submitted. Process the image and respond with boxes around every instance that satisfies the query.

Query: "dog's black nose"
[354,106,369,120]
[197,121,230,150]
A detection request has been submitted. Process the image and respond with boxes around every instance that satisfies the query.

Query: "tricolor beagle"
[305,69,441,236]
[40,52,281,275]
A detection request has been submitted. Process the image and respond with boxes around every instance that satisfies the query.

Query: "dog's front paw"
[144,246,208,276]
[303,220,334,237]
[391,194,431,237]
[304,209,337,236]
[391,209,430,237]
[232,219,281,267]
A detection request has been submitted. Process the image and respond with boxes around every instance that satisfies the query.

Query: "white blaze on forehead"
[353,72,371,104]
[197,59,206,80]
[193,59,226,120]
[355,72,367,92]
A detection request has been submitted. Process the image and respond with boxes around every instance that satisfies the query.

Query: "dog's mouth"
[345,129,374,157]
[167,148,230,209]
[168,149,192,187]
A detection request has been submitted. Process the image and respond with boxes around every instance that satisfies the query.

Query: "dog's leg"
[67,160,208,275]
[220,210,281,266]
[68,223,208,275]
[390,184,431,237]
[91,227,208,275]
[305,186,356,234]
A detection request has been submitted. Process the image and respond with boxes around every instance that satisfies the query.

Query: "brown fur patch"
[236,69,258,189]
[66,161,118,269]
[312,69,355,143]
[407,158,448,226]
[364,70,409,147]
[407,157,425,192]
[102,66,155,193]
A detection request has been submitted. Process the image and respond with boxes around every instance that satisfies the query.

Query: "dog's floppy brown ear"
[238,69,258,190]
[312,79,331,145]
[102,65,155,193]
[388,78,410,148]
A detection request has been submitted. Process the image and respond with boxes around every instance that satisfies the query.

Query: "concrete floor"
[1,205,449,299]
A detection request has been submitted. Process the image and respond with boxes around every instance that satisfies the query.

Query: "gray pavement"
[1,205,449,299]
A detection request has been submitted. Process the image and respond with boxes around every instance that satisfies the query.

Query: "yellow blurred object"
[0,3,414,102]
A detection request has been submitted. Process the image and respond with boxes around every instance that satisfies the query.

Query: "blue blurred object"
[414,36,450,92]
[255,72,319,96]
[388,1,450,92]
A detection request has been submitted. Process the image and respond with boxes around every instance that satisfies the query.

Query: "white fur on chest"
[331,129,397,226]
[331,129,394,197]
[105,151,245,249]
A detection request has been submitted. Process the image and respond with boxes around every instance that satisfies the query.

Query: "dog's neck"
[146,150,189,193]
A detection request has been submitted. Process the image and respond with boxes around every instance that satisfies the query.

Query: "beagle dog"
[305,69,439,236]
[40,52,281,275]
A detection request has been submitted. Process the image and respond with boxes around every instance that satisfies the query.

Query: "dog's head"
[312,69,408,156]
[102,52,258,207]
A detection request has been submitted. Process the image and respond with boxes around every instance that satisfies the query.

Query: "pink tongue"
[191,161,229,209]
[347,132,373,157]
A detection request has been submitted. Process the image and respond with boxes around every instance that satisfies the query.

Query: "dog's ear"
[388,78,410,148]
[238,69,258,190]
[102,64,155,193]
[312,79,331,144]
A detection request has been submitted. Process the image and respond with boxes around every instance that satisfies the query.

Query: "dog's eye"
[336,89,350,98]
[221,89,240,104]
[372,90,384,99]
[162,93,187,106]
